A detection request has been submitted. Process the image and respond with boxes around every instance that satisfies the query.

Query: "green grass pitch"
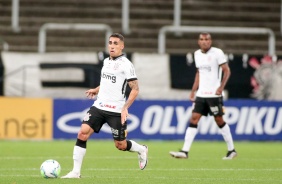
[0,140,281,184]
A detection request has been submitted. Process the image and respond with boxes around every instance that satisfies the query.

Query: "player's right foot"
[169,151,188,159]
[61,171,81,179]
[222,149,237,160]
[138,145,148,170]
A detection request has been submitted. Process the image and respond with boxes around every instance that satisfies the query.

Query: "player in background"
[169,32,237,160]
[62,33,148,179]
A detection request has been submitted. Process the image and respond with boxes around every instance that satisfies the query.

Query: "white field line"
[1,168,282,171]
[0,174,281,183]
[1,156,282,160]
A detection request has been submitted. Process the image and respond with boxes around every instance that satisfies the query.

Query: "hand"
[121,107,128,125]
[85,89,98,99]
[189,92,195,102]
[215,87,223,95]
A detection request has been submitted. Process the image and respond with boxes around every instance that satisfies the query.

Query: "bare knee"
[77,124,93,141]
[114,140,127,151]
[77,131,89,141]
[190,113,201,125]
[214,116,224,126]
[190,117,198,124]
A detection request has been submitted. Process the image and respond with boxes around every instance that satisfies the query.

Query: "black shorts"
[193,97,225,116]
[82,106,127,141]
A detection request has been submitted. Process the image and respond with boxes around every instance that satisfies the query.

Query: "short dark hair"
[199,32,212,39]
[110,33,124,42]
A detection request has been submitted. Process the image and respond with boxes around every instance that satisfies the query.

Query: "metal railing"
[38,23,113,53]
[122,0,130,34]
[158,25,276,56]
[11,0,20,32]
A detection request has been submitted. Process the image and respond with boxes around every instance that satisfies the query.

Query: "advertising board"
[53,99,282,141]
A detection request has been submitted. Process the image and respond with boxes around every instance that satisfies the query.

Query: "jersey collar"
[110,54,124,60]
[201,47,212,53]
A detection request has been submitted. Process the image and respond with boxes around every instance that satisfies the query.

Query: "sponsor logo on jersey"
[199,65,211,72]
[102,72,116,83]
[99,102,116,109]
[104,104,116,109]
[201,91,213,95]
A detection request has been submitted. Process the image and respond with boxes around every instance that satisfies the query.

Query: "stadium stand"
[0,0,281,55]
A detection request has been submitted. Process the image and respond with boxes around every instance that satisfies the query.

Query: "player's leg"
[62,106,103,178]
[114,139,148,170]
[182,112,201,152]
[169,112,201,158]
[209,97,237,159]
[169,97,206,159]
[61,124,94,178]
[107,114,148,170]
[214,115,237,159]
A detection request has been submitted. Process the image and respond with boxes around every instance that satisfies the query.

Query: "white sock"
[128,140,145,153]
[182,127,198,152]
[220,123,235,151]
[72,146,86,173]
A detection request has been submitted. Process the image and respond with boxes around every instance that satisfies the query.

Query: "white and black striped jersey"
[194,47,227,98]
[93,54,137,113]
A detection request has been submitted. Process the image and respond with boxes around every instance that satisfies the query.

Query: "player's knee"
[190,114,200,124]
[115,142,126,151]
[115,145,125,151]
[214,116,224,126]
[77,131,89,141]
[190,117,199,124]
[77,125,93,141]
[216,121,225,128]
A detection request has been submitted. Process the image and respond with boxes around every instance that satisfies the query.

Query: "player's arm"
[121,79,139,124]
[85,86,100,99]
[189,69,199,101]
[216,63,231,95]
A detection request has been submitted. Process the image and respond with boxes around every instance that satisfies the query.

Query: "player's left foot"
[169,150,188,159]
[61,171,81,179]
[138,145,148,170]
[222,149,237,160]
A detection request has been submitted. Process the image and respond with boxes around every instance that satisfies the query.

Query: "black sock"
[126,140,132,151]
[189,123,198,128]
[180,150,188,155]
[75,139,87,148]
[218,122,226,129]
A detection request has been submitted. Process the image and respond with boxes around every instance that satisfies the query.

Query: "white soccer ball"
[40,159,61,178]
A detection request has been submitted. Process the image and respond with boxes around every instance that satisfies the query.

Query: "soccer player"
[61,33,148,178]
[169,32,237,160]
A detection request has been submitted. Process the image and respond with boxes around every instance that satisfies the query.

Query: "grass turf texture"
[0,140,281,184]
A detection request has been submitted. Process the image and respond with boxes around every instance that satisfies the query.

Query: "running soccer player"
[169,32,237,160]
[62,33,148,179]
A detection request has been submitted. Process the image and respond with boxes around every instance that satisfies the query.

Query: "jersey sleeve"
[124,60,137,81]
[194,50,200,68]
[217,49,227,65]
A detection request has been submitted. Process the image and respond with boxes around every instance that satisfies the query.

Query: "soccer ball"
[40,159,61,178]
